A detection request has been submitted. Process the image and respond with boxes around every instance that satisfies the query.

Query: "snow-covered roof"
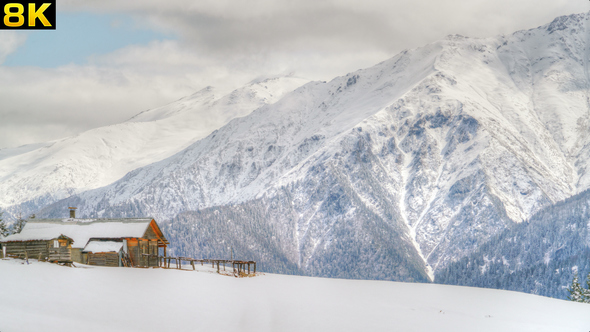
[83,240,124,253]
[0,218,161,248]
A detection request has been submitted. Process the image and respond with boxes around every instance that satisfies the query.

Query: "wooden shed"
[0,234,73,263]
[0,218,169,267]
[83,240,125,267]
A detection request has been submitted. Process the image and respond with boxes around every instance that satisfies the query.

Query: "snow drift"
[1,259,589,332]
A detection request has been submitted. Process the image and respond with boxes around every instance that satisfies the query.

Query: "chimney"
[69,207,77,219]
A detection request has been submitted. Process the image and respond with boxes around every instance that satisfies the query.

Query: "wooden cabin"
[0,234,73,263]
[0,218,169,267]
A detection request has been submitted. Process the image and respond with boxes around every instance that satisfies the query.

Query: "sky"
[0,0,588,149]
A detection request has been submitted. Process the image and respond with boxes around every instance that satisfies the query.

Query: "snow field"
[1,258,589,332]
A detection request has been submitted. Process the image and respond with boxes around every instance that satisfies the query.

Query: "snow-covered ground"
[1,258,588,332]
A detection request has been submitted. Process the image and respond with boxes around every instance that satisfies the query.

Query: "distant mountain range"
[4,12,590,298]
[0,75,308,219]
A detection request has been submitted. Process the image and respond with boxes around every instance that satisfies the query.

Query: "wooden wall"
[144,226,159,240]
[127,239,138,266]
[49,239,72,262]
[4,241,50,260]
[71,248,83,264]
[87,252,119,267]
[49,246,71,262]
[126,238,159,267]
[4,240,72,263]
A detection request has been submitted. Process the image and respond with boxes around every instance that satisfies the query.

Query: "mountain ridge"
[0,75,309,220]
[24,12,590,288]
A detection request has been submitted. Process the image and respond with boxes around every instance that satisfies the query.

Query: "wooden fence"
[141,254,256,277]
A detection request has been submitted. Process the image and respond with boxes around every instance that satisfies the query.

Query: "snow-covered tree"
[0,211,8,238]
[567,273,589,303]
[11,218,26,234]
[584,272,590,303]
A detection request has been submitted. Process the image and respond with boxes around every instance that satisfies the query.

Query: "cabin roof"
[1,218,168,248]
[83,240,124,254]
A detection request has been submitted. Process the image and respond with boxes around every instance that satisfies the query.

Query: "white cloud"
[0,63,196,149]
[0,36,388,149]
[60,0,588,53]
[0,31,27,64]
[1,0,588,149]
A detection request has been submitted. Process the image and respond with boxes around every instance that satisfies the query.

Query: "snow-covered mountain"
[0,75,308,220]
[437,188,590,299]
[37,13,590,284]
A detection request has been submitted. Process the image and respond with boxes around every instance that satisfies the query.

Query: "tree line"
[0,212,26,238]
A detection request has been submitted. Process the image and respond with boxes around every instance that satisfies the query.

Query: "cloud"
[0,36,387,149]
[0,31,27,64]
[0,61,197,149]
[1,0,588,149]
[60,0,588,53]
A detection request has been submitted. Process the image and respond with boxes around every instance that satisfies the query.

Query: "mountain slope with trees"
[37,13,590,291]
[436,189,590,299]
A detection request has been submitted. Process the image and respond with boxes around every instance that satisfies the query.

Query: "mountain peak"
[546,11,589,34]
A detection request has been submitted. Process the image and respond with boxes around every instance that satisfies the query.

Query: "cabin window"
[53,240,59,248]
[60,242,67,247]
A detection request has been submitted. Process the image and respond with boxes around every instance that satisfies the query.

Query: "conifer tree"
[0,211,8,238]
[567,273,586,303]
[584,271,590,303]
[11,218,26,234]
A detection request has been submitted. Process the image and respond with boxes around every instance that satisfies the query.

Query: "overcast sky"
[0,0,587,149]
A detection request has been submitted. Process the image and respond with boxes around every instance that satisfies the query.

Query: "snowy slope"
[1,259,588,332]
[436,188,590,299]
[0,75,308,219]
[42,12,590,283]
